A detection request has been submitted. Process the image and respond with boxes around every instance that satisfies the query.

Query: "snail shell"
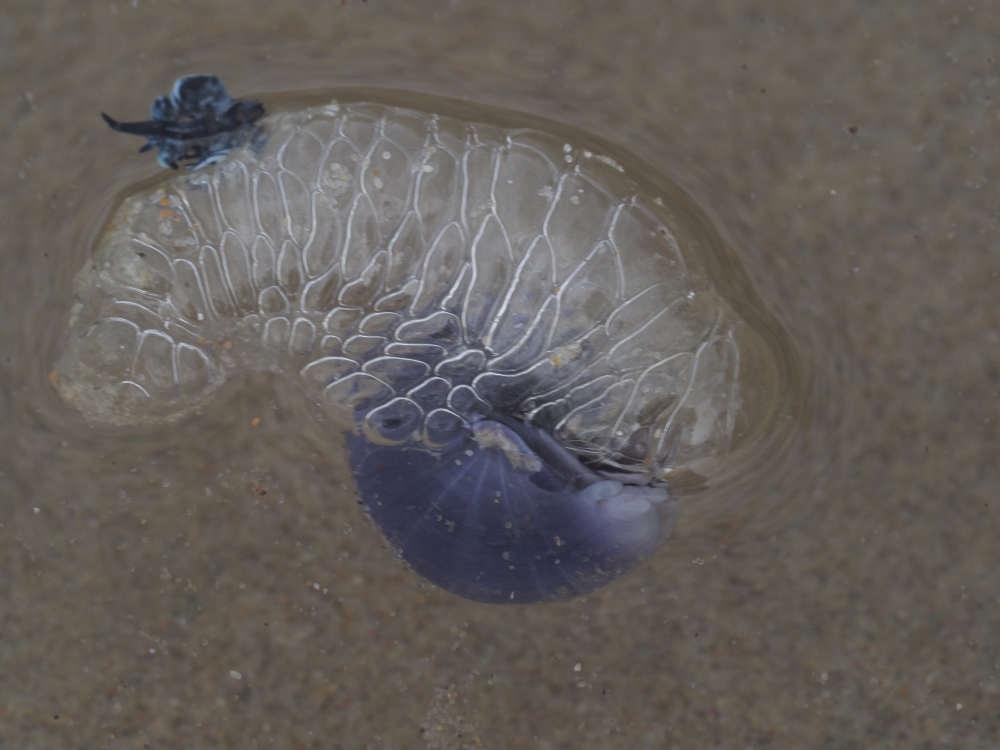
[54,79,786,603]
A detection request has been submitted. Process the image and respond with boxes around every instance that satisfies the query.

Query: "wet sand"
[1,1,997,748]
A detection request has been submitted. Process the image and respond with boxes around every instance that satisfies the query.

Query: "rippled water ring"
[54,79,794,603]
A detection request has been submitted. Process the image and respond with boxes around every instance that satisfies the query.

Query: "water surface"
[1,1,997,748]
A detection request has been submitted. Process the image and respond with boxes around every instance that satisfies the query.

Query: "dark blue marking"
[101,75,265,170]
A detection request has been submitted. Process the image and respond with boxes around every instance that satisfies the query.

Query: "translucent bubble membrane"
[53,92,797,490]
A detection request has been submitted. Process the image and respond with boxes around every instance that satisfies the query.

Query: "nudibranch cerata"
[53,76,792,603]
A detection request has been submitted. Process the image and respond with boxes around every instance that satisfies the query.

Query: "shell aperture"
[53,81,790,603]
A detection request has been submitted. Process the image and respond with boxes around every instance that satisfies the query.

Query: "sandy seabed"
[0,1,997,748]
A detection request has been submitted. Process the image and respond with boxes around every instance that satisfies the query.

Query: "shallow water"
[2,1,998,748]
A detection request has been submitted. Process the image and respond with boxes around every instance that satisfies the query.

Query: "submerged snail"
[54,76,790,603]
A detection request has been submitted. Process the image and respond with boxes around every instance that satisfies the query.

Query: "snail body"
[55,78,788,602]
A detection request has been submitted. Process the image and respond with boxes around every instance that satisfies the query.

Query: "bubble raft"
[56,99,755,483]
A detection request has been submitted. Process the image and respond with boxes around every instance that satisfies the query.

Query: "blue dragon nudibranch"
[101,75,265,169]
[55,76,789,603]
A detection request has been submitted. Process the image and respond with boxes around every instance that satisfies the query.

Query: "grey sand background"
[0,1,997,748]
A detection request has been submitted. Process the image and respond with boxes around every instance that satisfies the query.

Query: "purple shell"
[348,416,679,603]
